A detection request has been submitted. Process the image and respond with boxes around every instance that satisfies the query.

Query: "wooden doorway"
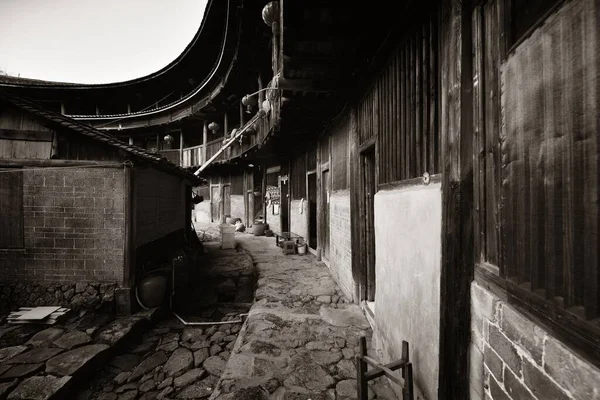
[280,175,289,233]
[321,168,331,260]
[360,148,376,302]
[223,185,231,218]
[308,172,317,249]
[210,185,220,223]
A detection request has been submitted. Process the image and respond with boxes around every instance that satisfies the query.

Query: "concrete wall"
[0,168,125,284]
[290,199,308,241]
[230,195,245,222]
[328,190,354,300]
[373,182,442,400]
[470,281,600,400]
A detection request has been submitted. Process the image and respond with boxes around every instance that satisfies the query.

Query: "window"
[0,169,24,248]
[506,0,563,49]
[475,0,599,365]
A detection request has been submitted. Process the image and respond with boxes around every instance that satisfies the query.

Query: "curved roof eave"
[0,0,218,90]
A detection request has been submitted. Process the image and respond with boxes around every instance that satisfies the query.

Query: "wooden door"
[223,185,231,217]
[360,149,376,301]
[308,172,317,249]
[322,169,331,260]
[210,186,220,223]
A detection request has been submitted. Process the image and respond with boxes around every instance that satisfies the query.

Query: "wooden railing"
[182,144,205,168]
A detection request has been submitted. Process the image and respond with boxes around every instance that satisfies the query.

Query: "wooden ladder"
[356,336,414,400]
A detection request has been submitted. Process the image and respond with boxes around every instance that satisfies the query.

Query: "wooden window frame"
[502,0,565,57]
[474,0,600,369]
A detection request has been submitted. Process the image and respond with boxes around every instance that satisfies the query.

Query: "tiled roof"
[0,91,203,184]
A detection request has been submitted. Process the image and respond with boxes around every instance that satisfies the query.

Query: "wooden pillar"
[349,106,362,301]
[438,0,474,398]
[127,104,131,113]
[155,134,160,152]
[202,121,208,164]
[258,75,265,105]
[128,137,133,145]
[60,102,66,115]
[239,102,245,127]
[179,131,184,166]
[224,113,229,137]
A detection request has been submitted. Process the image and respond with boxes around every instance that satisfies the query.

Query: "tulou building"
[1,0,598,398]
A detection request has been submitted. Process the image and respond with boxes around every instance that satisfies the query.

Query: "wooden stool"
[282,240,296,255]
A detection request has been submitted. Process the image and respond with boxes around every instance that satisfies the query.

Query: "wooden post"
[438,0,474,398]
[179,131,184,166]
[156,134,160,152]
[128,137,133,145]
[123,164,135,289]
[356,336,368,400]
[203,121,208,164]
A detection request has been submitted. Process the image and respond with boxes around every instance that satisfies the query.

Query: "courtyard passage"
[211,231,394,399]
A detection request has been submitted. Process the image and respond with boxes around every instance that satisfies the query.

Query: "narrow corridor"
[211,232,395,399]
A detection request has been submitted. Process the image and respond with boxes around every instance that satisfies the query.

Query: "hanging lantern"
[261,1,279,27]
[163,134,174,144]
[208,122,220,133]
[242,95,258,114]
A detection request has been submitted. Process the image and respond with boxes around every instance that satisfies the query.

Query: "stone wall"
[0,282,117,314]
[470,281,600,399]
[0,168,125,284]
[328,191,354,301]
[289,199,308,243]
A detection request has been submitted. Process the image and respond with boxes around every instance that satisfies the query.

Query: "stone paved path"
[211,233,394,400]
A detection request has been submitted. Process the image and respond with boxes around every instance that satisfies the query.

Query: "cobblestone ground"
[77,315,243,400]
[211,233,395,400]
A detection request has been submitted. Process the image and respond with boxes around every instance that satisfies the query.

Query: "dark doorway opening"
[360,148,376,302]
[308,172,317,249]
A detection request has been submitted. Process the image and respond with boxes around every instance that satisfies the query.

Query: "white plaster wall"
[193,201,211,223]
[290,199,309,241]
[230,195,245,222]
[374,182,442,400]
[329,191,354,300]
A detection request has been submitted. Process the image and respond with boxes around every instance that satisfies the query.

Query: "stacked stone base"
[0,282,117,315]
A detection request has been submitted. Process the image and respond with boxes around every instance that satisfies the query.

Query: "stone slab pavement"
[210,233,396,400]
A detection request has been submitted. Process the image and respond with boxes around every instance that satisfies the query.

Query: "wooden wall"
[134,167,186,247]
[0,105,55,159]
[330,115,350,191]
[357,10,440,185]
[500,0,599,317]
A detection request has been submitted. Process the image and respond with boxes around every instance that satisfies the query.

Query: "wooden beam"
[0,129,53,141]
[0,159,123,168]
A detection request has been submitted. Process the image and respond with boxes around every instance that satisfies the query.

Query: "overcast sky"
[0,0,208,84]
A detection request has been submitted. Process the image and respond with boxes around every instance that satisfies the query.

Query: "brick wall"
[470,281,600,400]
[230,195,245,222]
[0,167,125,284]
[328,191,354,300]
[290,199,308,242]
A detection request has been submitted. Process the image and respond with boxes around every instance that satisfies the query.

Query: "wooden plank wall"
[0,106,54,159]
[291,152,306,200]
[330,115,350,191]
[230,173,244,195]
[357,10,440,184]
[500,0,599,319]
